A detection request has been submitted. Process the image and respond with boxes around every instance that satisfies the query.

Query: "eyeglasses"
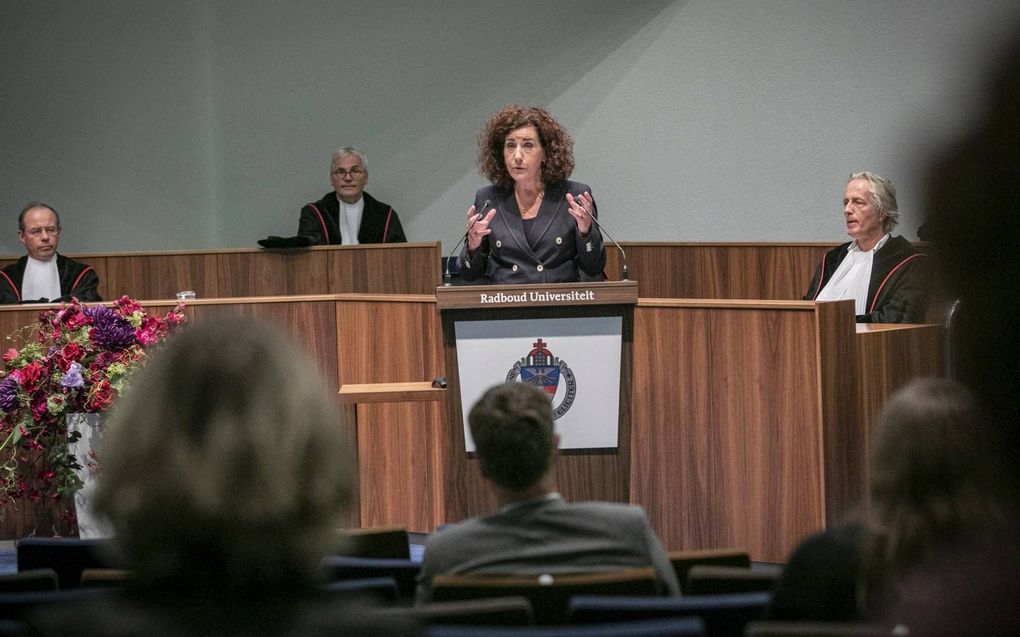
[332,167,365,178]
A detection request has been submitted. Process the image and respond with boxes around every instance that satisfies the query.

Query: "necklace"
[516,190,544,216]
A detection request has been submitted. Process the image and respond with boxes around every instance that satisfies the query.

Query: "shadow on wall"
[0,1,680,253]
[217,0,683,238]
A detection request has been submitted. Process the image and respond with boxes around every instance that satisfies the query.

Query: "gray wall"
[2,1,1017,255]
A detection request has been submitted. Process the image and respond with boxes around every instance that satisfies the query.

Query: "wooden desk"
[627,299,942,561]
[0,242,443,300]
[0,295,942,561]
[603,242,835,299]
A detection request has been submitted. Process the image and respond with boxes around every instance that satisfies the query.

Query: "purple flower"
[60,362,84,389]
[84,305,136,349]
[0,375,19,412]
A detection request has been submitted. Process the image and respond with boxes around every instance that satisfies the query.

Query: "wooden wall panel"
[856,324,945,438]
[189,299,339,380]
[333,298,446,531]
[814,301,865,525]
[327,244,442,295]
[631,301,828,562]
[335,298,444,384]
[606,243,833,300]
[0,308,42,350]
[0,244,442,301]
[102,254,216,301]
[854,324,944,500]
[356,401,448,532]
[85,257,109,301]
[216,251,329,297]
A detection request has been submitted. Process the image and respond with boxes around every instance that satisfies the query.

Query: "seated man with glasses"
[298,146,407,245]
[0,202,101,304]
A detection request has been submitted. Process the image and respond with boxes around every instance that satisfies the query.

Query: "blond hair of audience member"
[93,319,354,594]
[868,377,1009,573]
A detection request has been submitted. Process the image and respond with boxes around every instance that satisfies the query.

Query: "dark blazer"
[298,191,406,245]
[458,180,606,284]
[804,235,929,323]
[0,254,101,304]
[767,524,883,621]
[416,495,680,601]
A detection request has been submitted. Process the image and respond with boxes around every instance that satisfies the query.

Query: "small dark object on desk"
[257,235,313,248]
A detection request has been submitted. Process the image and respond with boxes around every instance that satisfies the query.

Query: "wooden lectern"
[435,281,638,522]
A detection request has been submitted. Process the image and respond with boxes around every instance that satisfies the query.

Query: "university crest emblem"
[505,338,577,419]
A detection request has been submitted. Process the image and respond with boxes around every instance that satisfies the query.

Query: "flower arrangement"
[0,296,186,512]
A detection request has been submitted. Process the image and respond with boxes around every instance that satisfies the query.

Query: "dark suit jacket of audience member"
[417,495,681,601]
[767,524,885,622]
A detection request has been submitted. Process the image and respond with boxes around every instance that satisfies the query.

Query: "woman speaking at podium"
[457,104,606,284]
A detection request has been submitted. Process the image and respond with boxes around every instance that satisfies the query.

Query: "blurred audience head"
[868,378,1007,571]
[94,319,353,595]
[468,382,557,493]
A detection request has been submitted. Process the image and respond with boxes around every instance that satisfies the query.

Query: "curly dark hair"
[468,382,556,491]
[478,104,575,189]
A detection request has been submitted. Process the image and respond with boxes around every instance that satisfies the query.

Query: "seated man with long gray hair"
[804,172,929,323]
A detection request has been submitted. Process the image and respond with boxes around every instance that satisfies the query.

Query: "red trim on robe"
[868,253,926,314]
[382,208,394,243]
[0,271,20,302]
[308,203,330,243]
[811,252,828,300]
[70,267,95,296]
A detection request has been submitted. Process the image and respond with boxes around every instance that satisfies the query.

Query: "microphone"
[444,199,490,285]
[578,200,629,280]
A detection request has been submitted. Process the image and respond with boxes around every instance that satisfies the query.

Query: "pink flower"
[66,313,88,330]
[113,296,143,315]
[18,362,45,393]
[169,305,187,323]
[135,325,158,346]
[86,379,115,412]
[0,297,188,510]
[30,394,49,422]
[55,343,83,371]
